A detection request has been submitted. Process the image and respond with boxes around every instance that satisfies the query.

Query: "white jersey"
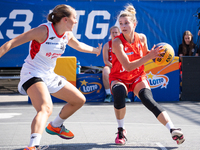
[18,22,69,94]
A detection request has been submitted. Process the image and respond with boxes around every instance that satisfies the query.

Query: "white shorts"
[18,70,67,95]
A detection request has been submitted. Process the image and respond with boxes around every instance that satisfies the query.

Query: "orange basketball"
[153,42,175,66]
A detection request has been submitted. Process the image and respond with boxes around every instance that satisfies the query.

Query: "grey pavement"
[0,94,200,150]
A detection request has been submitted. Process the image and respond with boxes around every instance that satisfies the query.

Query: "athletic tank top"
[109,32,145,83]
[21,22,69,76]
[108,40,112,63]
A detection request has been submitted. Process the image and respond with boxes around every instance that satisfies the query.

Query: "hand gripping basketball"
[152,42,175,66]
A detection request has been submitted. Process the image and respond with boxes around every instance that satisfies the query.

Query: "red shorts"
[110,72,147,92]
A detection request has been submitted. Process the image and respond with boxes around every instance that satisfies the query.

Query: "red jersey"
[109,32,146,84]
[108,40,112,63]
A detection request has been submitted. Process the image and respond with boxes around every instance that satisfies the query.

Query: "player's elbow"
[124,64,137,72]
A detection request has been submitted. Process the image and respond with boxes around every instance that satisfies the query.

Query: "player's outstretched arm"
[0,26,47,58]
[103,42,112,67]
[68,32,102,56]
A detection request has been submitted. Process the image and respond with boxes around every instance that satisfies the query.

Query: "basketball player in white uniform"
[0,4,102,150]
[18,22,69,95]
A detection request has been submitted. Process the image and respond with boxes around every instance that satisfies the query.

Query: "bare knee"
[72,95,86,108]
[77,95,86,107]
[38,104,53,117]
[102,71,109,80]
[102,69,108,77]
[102,67,110,79]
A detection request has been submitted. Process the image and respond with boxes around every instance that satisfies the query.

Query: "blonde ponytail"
[118,4,137,23]
[125,4,136,16]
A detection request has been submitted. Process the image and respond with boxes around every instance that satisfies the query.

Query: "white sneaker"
[170,128,185,145]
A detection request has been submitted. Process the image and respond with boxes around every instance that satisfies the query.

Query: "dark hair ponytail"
[47,4,75,24]
[47,12,54,23]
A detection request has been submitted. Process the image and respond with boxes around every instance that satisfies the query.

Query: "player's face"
[184,35,192,45]
[119,16,135,35]
[65,10,77,31]
[110,28,120,40]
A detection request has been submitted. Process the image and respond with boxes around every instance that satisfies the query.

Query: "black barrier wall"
[181,56,200,101]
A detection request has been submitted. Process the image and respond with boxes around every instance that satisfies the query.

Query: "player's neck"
[123,33,134,44]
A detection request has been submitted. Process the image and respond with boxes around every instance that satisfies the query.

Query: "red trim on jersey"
[30,40,41,59]
[108,40,112,63]
[30,25,49,59]
[51,23,64,38]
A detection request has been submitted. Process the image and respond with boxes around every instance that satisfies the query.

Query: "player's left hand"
[149,45,164,59]
[96,43,102,56]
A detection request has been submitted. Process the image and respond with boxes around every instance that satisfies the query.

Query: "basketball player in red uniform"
[109,4,185,145]
[102,26,131,103]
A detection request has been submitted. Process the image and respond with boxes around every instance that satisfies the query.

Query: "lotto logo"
[147,71,169,89]
[78,79,102,94]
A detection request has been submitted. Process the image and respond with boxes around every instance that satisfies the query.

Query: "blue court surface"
[0,94,200,150]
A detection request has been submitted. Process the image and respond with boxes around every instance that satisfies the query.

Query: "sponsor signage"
[76,74,105,102]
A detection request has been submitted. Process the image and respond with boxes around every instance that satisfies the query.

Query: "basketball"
[153,42,175,66]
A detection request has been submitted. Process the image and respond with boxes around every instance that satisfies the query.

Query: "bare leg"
[102,66,111,90]
[27,82,53,134]
[157,111,172,126]
[114,107,126,120]
[51,81,86,119]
